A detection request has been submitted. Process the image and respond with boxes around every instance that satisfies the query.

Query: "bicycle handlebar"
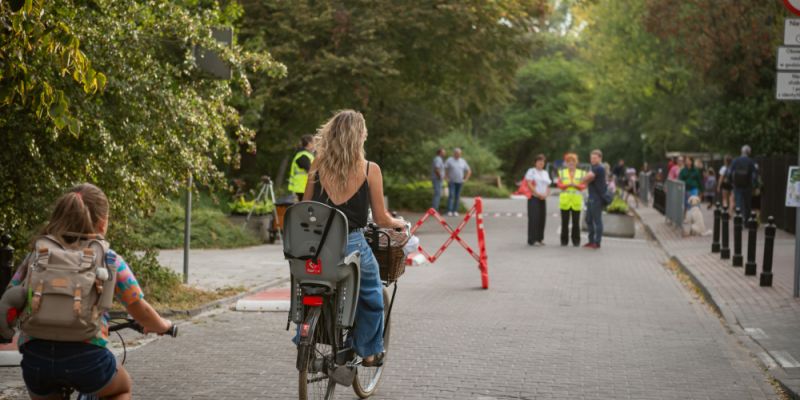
[109,318,178,337]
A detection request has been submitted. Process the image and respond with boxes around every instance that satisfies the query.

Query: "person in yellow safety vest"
[288,134,315,201]
[556,152,587,247]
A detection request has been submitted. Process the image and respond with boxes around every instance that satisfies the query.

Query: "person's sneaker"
[582,243,594,248]
[446,212,453,217]
[454,211,460,217]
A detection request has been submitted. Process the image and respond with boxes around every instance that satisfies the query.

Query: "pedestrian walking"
[717,154,733,210]
[703,167,716,209]
[612,159,626,190]
[729,145,758,219]
[445,147,471,216]
[582,149,608,249]
[431,148,446,211]
[526,154,551,246]
[704,167,717,208]
[288,134,315,202]
[679,158,702,208]
[668,155,684,181]
[623,167,639,207]
[641,162,653,203]
[556,153,586,247]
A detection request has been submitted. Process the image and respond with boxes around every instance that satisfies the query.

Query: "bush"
[606,195,629,215]
[120,249,183,303]
[228,197,274,215]
[129,197,260,250]
[462,180,511,198]
[385,181,466,213]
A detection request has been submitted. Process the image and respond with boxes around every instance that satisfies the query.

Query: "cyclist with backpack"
[728,145,758,220]
[301,110,406,367]
[0,184,173,400]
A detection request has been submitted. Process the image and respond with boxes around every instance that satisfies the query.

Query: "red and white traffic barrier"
[410,197,489,289]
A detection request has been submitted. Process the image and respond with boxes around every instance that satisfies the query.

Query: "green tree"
[234,0,547,184]
[0,0,284,258]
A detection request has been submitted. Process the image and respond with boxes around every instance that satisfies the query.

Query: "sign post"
[779,2,800,296]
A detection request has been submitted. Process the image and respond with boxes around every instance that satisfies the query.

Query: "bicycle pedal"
[329,365,355,386]
[336,347,354,365]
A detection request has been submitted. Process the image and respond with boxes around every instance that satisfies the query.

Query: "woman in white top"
[525,154,552,245]
[717,154,733,210]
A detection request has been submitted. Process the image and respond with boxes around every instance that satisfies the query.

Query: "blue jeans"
[447,182,463,213]
[585,198,604,245]
[734,187,753,221]
[292,232,384,358]
[432,179,443,211]
[685,187,699,208]
[20,340,117,397]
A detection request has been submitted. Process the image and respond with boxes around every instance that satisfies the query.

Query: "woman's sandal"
[361,352,385,367]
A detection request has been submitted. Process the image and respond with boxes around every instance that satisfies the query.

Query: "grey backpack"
[19,235,116,342]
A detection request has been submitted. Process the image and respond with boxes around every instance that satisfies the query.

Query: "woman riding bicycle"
[5,184,173,400]
[301,110,405,367]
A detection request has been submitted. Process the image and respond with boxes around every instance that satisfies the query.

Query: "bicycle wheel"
[298,305,337,400]
[352,286,392,398]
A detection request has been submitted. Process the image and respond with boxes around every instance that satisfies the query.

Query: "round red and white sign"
[785,0,800,17]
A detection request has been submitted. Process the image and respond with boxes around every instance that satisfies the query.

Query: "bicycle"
[283,202,408,400]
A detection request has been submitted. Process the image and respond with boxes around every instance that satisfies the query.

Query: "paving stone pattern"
[637,204,800,395]
[0,196,778,399]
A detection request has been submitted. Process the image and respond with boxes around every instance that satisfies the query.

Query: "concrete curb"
[633,207,799,399]
[159,276,290,318]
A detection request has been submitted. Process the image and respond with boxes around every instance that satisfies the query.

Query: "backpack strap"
[80,238,112,319]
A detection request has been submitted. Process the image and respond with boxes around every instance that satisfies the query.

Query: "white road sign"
[786,19,800,45]
[778,47,800,71]
[776,72,800,100]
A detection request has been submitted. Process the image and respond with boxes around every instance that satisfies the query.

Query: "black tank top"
[312,162,371,230]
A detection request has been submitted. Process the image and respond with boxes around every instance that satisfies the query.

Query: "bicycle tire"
[298,303,337,400]
[352,286,391,398]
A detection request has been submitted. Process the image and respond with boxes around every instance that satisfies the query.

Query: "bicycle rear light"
[302,295,323,306]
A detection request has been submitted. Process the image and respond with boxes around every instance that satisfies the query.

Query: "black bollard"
[721,207,730,259]
[0,231,13,298]
[760,216,776,287]
[732,207,743,267]
[745,211,758,276]
[712,202,721,253]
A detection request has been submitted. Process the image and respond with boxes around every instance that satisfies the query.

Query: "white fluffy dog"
[683,195,708,237]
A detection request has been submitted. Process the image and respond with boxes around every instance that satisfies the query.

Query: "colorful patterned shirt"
[11,249,144,348]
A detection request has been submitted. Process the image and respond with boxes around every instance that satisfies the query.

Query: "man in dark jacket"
[728,145,757,219]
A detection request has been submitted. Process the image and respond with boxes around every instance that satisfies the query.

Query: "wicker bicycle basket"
[365,227,409,283]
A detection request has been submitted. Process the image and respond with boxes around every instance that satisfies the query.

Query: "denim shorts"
[20,340,117,396]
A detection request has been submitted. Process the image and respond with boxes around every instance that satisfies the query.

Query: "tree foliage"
[0,0,284,253]
[576,0,799,165]
[234,0,547,182]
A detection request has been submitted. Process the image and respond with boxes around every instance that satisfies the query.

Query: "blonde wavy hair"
[312,110,368,194]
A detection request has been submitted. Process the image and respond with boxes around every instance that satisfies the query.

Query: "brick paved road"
[0,197,779,399]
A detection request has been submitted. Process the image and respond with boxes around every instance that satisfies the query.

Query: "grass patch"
[148,285,245,311]
[130,195,260,250]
